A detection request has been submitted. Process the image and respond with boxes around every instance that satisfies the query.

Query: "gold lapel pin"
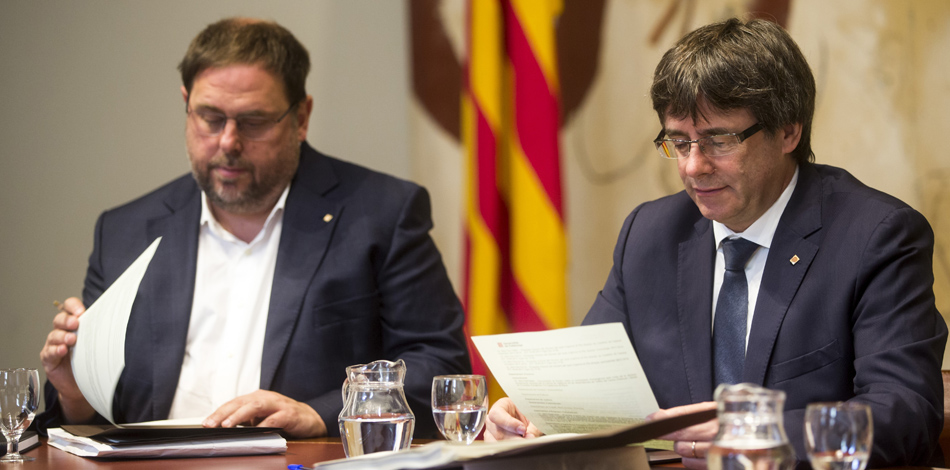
[323,214,333,223]
[790,255,800,265]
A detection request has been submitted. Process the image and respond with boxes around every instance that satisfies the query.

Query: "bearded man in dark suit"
[39,17,470,439]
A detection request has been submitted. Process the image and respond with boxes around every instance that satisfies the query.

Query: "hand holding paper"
[484,397,543,441]
[40,297,95,423]
[648,401,719,465]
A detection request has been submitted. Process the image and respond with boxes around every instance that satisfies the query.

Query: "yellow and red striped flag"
[463,0,568,404]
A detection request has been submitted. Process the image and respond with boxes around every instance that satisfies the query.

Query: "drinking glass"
[431,375,487,444]
[804,402,873,470]
[0,368,40,463]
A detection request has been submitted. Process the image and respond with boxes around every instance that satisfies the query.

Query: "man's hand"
[39,297,96,423]
[484,397,542,441]
[647,402,719,470]
[203,390,328,438]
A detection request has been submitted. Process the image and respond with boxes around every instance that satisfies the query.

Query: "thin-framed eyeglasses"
[654,122,763,159]
[186,102,298,141]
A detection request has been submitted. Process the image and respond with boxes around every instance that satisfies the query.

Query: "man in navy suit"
[486,18,946,468]
[39,18,470,439]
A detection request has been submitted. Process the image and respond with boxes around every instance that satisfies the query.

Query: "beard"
[190,133,300,215]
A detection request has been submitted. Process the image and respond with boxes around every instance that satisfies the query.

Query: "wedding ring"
[691,441,697,458]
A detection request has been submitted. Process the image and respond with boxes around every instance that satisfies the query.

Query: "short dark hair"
[178,18,310,107]
[651,18,816,164]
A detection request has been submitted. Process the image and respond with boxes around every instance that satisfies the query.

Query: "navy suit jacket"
[583,163,946,466]
[40,142,471,438]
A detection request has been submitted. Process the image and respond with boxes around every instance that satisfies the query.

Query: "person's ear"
[295,95,314,142]
[781,123,802,155]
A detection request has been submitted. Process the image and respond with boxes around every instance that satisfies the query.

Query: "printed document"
[70,238,162,424]
[471,323,659,435]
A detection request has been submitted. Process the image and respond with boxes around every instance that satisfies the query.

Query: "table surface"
[22,437,693,469]
[18,438,942,470]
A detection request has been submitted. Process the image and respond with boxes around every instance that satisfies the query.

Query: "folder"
[313,407,716,470]
[47,423,286,458]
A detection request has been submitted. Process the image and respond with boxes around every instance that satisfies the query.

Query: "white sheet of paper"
[70,237,162,424]
[471,323,659,435]
[119,417,204,427]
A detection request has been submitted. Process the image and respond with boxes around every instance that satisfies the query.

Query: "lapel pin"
[323,214,333,223]
[790,255,800,265]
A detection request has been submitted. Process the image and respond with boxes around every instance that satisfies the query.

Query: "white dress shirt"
[711,167,798,350]
[168,185,290,419]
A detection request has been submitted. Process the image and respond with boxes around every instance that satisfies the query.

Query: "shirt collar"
[713,166,799,249]
[200,184,291,244]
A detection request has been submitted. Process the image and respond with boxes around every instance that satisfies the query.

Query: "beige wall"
[0,1,412,387]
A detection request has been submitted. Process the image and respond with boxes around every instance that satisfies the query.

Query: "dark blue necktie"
[713,237,759,387]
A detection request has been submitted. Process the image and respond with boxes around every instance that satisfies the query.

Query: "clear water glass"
[804,402,873,470]
[0,368,40,463]
[431,375,487,444]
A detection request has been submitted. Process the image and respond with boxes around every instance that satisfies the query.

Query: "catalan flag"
[463,0,568,403]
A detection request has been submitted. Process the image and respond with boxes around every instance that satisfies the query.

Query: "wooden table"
[18,439,944,470]
[22,438,687,469]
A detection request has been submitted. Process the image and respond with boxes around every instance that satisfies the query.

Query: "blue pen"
[287,465,314,470]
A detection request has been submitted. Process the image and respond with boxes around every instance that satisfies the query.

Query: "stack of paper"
[16,431,40,453]
[47,425,286,458]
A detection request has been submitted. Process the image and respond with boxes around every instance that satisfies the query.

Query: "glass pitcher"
[338,359,415,458]
[707,383,796,470]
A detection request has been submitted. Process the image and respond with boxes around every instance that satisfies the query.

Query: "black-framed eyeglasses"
[186,102,298,141]
[654,122,763,159]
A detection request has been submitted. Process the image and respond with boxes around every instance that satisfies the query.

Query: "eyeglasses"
[654,122,763,159]
[187,102,297,141]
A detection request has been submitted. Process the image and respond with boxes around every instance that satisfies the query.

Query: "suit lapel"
[260,145,342,390]
[677,217,716,402]
[144,180,200,420]
[743,164,822,385]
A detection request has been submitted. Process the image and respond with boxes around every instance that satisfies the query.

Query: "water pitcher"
[707,383,796,470]
[338,359,415,457]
